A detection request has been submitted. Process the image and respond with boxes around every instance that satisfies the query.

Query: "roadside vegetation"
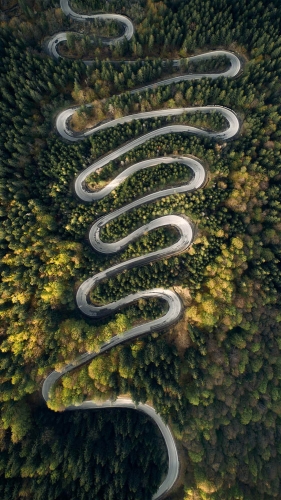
[0,0,281,499]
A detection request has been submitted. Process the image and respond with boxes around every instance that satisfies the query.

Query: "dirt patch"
[167,286,192,356]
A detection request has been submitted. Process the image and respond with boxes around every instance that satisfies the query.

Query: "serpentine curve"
[47,0,134,58]
[43,2,242,498]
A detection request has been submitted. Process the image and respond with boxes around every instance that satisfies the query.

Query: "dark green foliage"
[0,407,166,500]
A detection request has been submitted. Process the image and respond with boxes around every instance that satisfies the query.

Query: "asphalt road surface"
[47,0,134,58]
[43,3,242,498]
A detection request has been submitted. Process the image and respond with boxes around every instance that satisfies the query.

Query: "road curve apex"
[43,3,243,499]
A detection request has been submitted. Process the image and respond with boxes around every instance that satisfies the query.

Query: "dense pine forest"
[1,0,281,498]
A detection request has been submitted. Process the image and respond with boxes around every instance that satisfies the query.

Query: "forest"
[0,0,281,499]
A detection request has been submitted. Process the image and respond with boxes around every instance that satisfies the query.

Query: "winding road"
[47,0,134,58]
[43,2,242,498]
